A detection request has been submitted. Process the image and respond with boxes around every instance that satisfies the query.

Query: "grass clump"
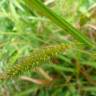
[0,0,96,96]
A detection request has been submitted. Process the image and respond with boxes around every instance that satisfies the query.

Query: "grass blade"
[24,0,93,47]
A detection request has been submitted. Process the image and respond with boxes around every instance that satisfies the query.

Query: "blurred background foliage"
[0,0,96,96]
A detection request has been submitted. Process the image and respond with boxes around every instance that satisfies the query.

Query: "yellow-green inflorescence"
[0,43,69,80]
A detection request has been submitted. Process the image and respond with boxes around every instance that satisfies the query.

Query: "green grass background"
[0,0,96,96]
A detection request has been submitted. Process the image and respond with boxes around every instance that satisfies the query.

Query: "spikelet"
[0,43,69,80]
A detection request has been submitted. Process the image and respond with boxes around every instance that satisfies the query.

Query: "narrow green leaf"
[24,0,93,47]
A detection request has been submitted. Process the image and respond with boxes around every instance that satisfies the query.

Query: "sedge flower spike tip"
[0,43,69,80]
